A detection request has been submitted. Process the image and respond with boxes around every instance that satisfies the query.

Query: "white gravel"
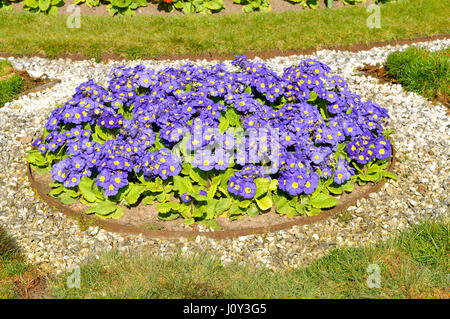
[0,38,449,274]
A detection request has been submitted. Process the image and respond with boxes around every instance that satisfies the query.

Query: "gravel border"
[0,39,448,274]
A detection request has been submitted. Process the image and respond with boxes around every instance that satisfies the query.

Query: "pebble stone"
[0,39,449,274]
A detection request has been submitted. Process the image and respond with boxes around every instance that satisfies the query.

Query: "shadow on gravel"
[0,226,21,259]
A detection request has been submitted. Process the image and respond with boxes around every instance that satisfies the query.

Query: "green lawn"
[44,218,449,299]
[386,47,449,103]
[1,217,447,299]
[0,0,449,60]
[0,60,24,108]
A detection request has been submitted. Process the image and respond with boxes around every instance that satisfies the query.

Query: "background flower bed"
[1,0,448,61]
[1,0,397,15]
[27,56,396,230]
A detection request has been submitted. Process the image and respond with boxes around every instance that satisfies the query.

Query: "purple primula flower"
[285,175,306,196]
[241,180,257,199]
[193,149,215,171]
[181,192,192,203]
[302,171,319,195]
[36,56,393,204]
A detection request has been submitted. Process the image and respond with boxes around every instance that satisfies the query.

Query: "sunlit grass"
[386,47,449,102]
[46,218,449,299]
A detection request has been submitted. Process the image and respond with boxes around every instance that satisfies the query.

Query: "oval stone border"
[27,148,396,239]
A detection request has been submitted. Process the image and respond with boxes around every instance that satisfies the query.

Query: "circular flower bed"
[26,56,397,230]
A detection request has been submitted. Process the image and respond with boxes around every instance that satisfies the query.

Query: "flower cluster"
[228,164,262,199]
[35,56,391,203]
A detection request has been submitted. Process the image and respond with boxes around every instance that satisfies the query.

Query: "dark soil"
[12,273,49,299]
[357,64,399,85]
[15,69,53,94]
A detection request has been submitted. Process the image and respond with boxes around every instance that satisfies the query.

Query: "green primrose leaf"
[66,187,81,198]
[59,192,78,205]
[215,198,232,216]
[183,218,195,226]
[189,167,208,186]
[78,176,100,203]
[156,192,170,202]
[26,150,47,166]
[218,116,230,133]
[207,175,222,199]
[173,175,195,194]
[85,201,119,216]
[295,202,306,214]
[125,182,147,205]
[141,194,156,205]
[24,0,39,8]
[305,207,322,216]
[173,1,184,9]
[156,202,183,213]
[49,186,64,197]
[254,177,270,198]
[49,181,62,188]
[110,207,124,219]
[238,200,252,208]
[198,219,221,231]
[47,4,58,14]
[31,164,50,175]
[358,172,380,182]
[145,181,164,193]
[256,194,272,211]
[158,211,179,221]
[307,91,318,102]
[269,179,278,191]
[247,204,260,217]
[382,171,399,181]
[382,129,395,139]
[341,180,354,193]
[327,184,343,195]
[229,204,246,218]
[225,107,241,127]
[310,193,338,209]
[274,194,296,218]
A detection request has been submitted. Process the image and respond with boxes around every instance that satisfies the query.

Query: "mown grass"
[386,47,449,102]
[0,0,449,60]
[0,59,25,108]
[45,218,449,299]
